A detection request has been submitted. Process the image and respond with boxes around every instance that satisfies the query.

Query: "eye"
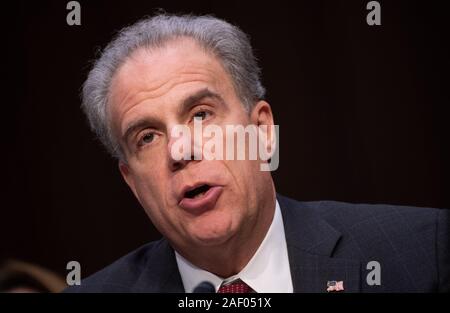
[193,110,211,121]
[137,131,156,147]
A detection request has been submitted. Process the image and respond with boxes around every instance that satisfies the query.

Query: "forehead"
[108,38,235,123]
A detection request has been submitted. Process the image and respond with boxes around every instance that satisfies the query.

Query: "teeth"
[193,191,206,198]
[185,185,210,199]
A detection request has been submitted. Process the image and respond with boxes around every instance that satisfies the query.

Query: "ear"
[250,100,274,128]
[118,160,139,199]
[250,100,276,157]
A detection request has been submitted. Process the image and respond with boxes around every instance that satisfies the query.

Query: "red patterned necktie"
[217,279,253,293]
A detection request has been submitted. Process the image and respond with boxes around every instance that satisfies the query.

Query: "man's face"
[108,38,274,252]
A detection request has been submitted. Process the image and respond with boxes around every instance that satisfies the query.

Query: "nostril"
[169,150,194,172]
[171,159,184,171]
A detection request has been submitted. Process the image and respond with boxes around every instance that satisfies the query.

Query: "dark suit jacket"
[65,195,449,292]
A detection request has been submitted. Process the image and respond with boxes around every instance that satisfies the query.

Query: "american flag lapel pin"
[326,280,344,292]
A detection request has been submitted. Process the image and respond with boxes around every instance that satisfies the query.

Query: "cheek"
[131,164,169,211]
[240,159,263,200]
[222,158,260,208]
[134,175,180,234]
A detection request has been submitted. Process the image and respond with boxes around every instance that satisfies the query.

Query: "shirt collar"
[175,200,293,293]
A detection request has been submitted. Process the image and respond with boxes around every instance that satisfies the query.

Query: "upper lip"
[178,182,218,202]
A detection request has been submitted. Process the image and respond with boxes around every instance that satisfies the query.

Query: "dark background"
[1,0,449,278]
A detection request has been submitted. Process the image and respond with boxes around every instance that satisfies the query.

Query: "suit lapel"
[132,239,185,292]
[278,195,361,292]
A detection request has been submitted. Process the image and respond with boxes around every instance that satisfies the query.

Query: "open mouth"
[184,184,211,199]
[179,183,223,214]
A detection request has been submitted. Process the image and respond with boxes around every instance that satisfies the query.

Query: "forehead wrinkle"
[116,71,217,116]
[118,78,218,138]
[110,46,228,116]
[111,74,214,130]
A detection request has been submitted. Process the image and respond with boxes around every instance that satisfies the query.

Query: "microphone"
[193,281,215,293]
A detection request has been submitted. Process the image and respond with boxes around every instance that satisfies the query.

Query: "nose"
[167,124,201,172]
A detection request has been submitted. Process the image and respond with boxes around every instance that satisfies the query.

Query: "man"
[67,14,449,293]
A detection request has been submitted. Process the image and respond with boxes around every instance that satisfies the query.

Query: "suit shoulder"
[278,195,443,256]
[302,200,444,263]
[64,239,165,293]
[302,199,442,231]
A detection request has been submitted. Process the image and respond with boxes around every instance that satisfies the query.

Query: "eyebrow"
[178,88,226,116]
[121,88,226,144]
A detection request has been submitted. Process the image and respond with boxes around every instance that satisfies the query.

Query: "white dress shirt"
[175,200,293,293]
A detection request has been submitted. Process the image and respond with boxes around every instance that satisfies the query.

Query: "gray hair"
[81,13,266,160]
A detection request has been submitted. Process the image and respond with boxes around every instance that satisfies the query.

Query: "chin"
[188,213,235,246]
